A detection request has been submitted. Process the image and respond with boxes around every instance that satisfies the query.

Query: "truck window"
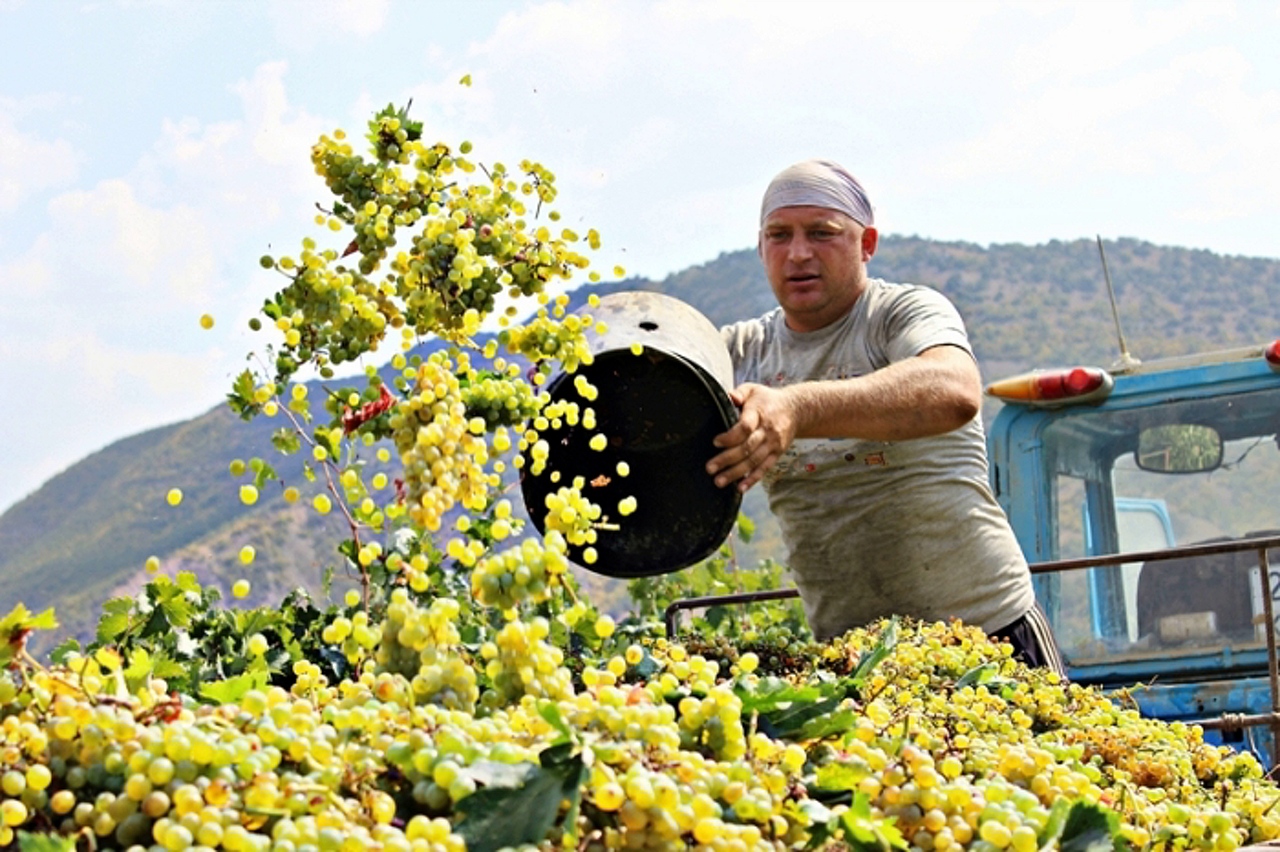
[1040,390,1280,666]
[1053,474,1094,655]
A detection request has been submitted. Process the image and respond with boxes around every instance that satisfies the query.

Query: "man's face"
[758,206,878,333]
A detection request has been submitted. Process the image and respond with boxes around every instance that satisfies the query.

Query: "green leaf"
[174,571,203,595]
[199,669,270,705]
[49,637,82,666]
[270,427,299,455]
[151,651,188,681]
[253,460,279,490]
[839,792,907,852]
[155,589,196,631]
[633,650,661,679]
[815,760,871,792]
[1044,801,1122,852]
[95,597,136,645]
[455,755,586,852]
[851,618,898,688]
[735,676,825,715]
[124,648,154,690]
[798,707,858,741]
[955,661,1017,691]
[227,369,261,420]
[0,604,60,667]
[18,831,77,852]
[759,695,844,740]
[537,701,574,745]
[234,609,284,637]
[462,760,539,789]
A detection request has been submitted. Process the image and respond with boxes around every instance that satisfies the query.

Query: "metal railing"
[663,534,1280,766]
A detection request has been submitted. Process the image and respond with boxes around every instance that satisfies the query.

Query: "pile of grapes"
[4,99,1280,851]
[2,610,1279,851]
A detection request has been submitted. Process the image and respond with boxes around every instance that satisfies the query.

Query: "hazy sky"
[2,0,1279,514]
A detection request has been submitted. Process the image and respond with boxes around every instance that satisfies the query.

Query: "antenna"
[1096,235,1140,370]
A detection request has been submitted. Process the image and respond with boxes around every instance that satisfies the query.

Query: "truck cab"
[986,340,1280,763]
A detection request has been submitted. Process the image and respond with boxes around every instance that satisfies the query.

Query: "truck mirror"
[1135,424,1223,473]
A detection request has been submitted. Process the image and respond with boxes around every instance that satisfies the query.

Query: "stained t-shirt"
[721,278,1036,641]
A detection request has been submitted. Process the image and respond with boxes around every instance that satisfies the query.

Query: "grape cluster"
[470,534,571,610]
[375,592,480,713]
[480,618,574,706]
[460,368,540,430]
[389,352,497,532]
[281,117,597,372]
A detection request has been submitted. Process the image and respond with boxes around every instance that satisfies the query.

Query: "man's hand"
[707,383,796,492]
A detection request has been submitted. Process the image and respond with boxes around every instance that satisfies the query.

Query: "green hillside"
[3,235,1278,652]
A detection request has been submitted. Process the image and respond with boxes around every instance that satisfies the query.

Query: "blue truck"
[666,336,1280,766]
[984,339,1280,765]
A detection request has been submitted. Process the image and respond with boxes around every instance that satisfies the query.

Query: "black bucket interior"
[519,346,742,578]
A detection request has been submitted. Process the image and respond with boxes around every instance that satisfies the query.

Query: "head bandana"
[760,160,875,228]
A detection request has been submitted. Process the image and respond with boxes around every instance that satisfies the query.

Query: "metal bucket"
[519,291,742,578]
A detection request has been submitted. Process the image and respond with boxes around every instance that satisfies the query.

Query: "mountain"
[4,235,1279,653]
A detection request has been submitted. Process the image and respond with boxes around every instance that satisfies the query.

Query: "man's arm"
[706,344,981,491]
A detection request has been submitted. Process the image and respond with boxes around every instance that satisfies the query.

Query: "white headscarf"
[760,160,875,228]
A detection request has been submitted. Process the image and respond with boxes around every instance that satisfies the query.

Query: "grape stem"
[269,384,374,609]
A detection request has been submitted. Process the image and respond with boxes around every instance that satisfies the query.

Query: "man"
[707,159,1064,674]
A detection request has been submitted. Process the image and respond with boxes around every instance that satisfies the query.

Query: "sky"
[1,0,1279,515]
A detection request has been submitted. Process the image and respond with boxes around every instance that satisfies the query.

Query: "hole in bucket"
[639,321,658,331]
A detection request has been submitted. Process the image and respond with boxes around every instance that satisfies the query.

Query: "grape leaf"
[455,754,586,852]
[253,460,279,490]
[814,757,875,793]
[175,571,203,594]
[227,369,260,420]
[798,707,858,740]
[19,831,76,852]
[124,647,154,689]
[154,585,197,631]
[462,759,538,788]
[839,792,907,852]
[537,701,574,745]
[758,695,844,740]
[0,604,59,668]
[49,637,82,665]
[199,669,271,705]
[271,427,301,455]
[95,597,136,645]
[735,676,826,714]
[955,661,1017,691]
[1042,800,1122,852]
[850,618,898,688]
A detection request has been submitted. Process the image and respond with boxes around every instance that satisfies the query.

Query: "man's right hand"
[706,383,797,492]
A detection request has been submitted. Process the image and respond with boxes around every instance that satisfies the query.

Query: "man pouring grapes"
[708,159,1064,674]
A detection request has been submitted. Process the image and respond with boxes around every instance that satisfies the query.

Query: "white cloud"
[139,62,327,220]
[266,0,389,44]
[917,39,1280,227]
[0,97,79,213]
[6,179,215,312]
[0,324,228,510]
[0,61,336,512]
[1007,1,1234,88]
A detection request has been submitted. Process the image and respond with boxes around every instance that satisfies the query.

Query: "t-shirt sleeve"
[721,316,769,385]
[877,285,974,364]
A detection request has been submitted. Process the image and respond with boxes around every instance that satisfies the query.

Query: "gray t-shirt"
[721,277,1036,641]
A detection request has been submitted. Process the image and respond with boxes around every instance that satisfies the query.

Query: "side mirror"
[1136,424,1223,473]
